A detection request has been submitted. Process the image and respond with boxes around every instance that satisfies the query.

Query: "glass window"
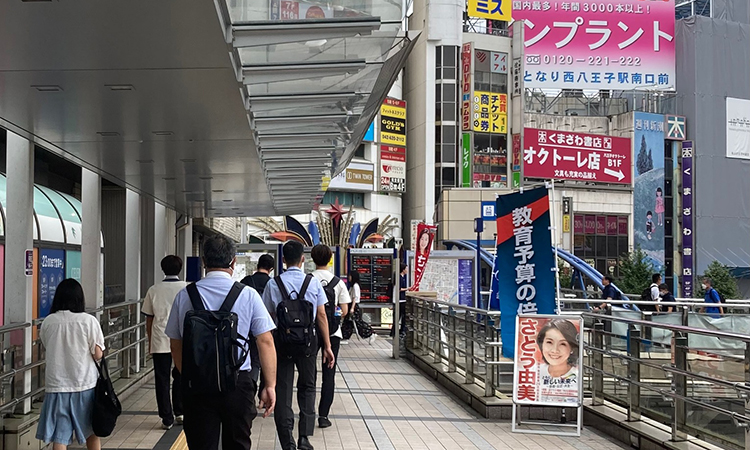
[443,126,456,144]
[435,47,442,66]
[573,214,631,274]
[442,103,456,122]
[443,144,456,163]
[435,84,441,102]
[443,67,456,80]
[442,84,455,101]
[435,168,442,186]
[354,144,365,158]
[442,167,456,186]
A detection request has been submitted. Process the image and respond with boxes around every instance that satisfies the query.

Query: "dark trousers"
[389,303,406,337]
[183,372,257,450]
[318,337,341,418]
[152,353,182,425]
[275,350,317,448]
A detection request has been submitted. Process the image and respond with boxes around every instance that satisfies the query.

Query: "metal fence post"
[434,307,443,364]
[421,301,430,357]
[592,322,604,406]
[628,326,641,421]
[448,308,457,373]
[484,314,494,397]
[466,312,475,384]
[672,334,688,442]
[745,342,750,450]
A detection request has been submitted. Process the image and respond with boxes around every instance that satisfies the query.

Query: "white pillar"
[154,202,167,283]
[177,218,193,279]
[81,169,102,310]
[124,190,141,302]
[5,132,34,413]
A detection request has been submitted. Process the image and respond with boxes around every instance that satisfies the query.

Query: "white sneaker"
[368,334,377,345]
[175,415,184,425]
[341,339,350,345]
[162,422,173,431]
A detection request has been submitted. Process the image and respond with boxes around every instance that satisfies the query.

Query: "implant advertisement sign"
[379,98,407,192]
[523,128,632,184]
[512,0,676,90]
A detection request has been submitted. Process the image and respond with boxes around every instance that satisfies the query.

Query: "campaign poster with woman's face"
[513,315,583,406]
[411,224,436,291]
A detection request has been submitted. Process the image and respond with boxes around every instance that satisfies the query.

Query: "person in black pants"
[390,264,409,338]
[262,241,335,450]
[142,255,187,429]
[310,245,351,428]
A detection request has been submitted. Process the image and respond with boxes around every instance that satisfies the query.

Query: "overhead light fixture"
[232,208,240,210]
[223,199,233,202]
[212,189,224,193]
[163,177,176,181]
[106,84,135,91]
[97,131,120,137]
[31,85,62,92]
[137,159,154,164]
[180,158,196,163]
[199,176,213,180]
[152,131,174,136]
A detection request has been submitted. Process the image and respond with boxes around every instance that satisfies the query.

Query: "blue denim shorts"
[36,388,95,445]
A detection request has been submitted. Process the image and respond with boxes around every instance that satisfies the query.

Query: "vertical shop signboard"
[461,43,473,131]
[473,92,508,134]
[39,249,65,318]
[379,98,407,192]
[462,133,472,187]
[492,188,556,358]
[681,141,694,298]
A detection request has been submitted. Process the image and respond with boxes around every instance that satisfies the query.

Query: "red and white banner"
[523,128,632,184]
[410,223,436,291]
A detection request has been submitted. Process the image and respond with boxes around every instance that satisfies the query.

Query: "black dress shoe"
[298,436,314,450]
[318,417,332,428]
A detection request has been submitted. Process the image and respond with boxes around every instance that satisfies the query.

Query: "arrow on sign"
[604,168,625,181]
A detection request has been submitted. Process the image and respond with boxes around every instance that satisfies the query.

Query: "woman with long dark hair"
[36,279,106,450]
[341,271,376,344]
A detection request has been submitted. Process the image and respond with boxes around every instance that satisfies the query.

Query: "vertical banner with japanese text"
[633,112,666,274]
[681,141,694,298]
[494,188,556,358]
[379,98,407,192]
[462,133,472,187]
[513,315,583,406]
[411,224,437,291]
[461,43,473,132]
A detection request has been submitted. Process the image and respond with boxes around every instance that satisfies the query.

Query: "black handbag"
[92,356,122,437]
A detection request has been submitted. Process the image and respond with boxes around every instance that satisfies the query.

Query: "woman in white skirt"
[36,279,105,450]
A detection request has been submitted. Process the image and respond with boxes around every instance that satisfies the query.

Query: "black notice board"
[351,253,394,303]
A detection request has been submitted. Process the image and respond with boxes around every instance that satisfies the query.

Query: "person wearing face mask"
[702,278,724,318]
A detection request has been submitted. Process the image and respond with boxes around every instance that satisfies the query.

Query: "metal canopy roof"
[0,0,415,218]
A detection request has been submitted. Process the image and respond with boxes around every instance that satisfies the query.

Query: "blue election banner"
[39,249,66,318]
[481,201,496,221]
[458,259,474,307]
[492,188,555,359]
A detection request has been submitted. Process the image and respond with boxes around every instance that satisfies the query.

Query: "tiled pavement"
[94,337,627,450]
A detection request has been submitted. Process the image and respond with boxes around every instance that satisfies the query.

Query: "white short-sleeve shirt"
[142,277,188,354]
[41,311,106,393]
[165,271,276,372]
[312,269,352,339]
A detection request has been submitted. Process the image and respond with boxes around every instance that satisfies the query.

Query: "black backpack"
[640,285,657,311]
[321,276,342,335]
[274,274,317,357]
[183,282,249,394]
[91,356,121,437]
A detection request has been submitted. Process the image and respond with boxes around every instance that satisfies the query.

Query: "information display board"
[39,248,65,318]
[408,250,476,307]
[349,250,394,303]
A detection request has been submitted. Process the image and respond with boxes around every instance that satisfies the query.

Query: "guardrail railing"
[404,295,750,450]
[1,299,150,417]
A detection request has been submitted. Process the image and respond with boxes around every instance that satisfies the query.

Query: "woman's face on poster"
[418,232,430,252]
[542,328,572,368]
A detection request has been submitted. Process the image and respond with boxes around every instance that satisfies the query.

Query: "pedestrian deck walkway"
[92,337,626,450]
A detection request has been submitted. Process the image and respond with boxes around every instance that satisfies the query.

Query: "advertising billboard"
[523,128,631,184]
[681,141,694,298]
[633,112,666,273]
[39,249,65,318]
[468,0,512,21]
[513,0,676,90]
[472,91,508,134]
[727,97,750,160]
[328,162,375,192]
[379,98,407,192]
[462,43,473,131]
[513,315,583,406]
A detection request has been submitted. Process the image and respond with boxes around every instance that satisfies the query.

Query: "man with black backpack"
[240,253,275,388]
[166,235,277,450]
[262,241,335,450]
[310,244,351,429]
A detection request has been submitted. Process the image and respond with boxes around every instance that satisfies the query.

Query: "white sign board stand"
[511,314,584,437]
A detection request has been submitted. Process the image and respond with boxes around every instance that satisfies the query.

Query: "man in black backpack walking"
[166,235,277,450]
[241,253,275,295]
[310,244,351,429]
[263,241,335,450]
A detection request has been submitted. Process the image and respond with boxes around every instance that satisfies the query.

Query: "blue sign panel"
[363,122,375,142]
[39,249,65,318]
[481,201,496,221]
[458,259,474,307]
[491,188,556,358]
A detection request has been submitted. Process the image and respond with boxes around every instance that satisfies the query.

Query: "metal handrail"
[0,323,31,334]
[407,294,502,316]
